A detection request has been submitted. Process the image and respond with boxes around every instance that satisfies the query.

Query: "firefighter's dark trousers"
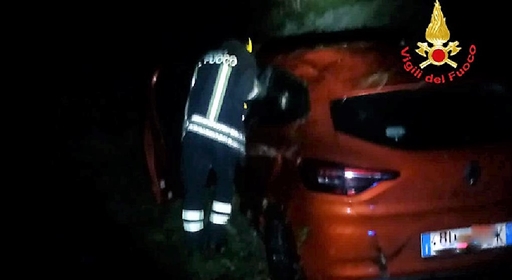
[181,132,239,250]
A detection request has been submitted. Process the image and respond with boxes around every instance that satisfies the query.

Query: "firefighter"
[180,38,262,253]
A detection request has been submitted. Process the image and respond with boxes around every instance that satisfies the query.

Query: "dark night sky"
[58,2,255,145]
[75,2,251,77]
[53,3,252,273]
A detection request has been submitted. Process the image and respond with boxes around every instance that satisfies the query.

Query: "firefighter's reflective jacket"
[182,40,261,154]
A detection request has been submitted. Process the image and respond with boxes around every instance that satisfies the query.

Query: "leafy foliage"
[71,110,269,279]
[254,0,427,37]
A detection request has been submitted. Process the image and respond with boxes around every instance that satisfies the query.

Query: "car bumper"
[287,189,512,279]
[369,263,512,280]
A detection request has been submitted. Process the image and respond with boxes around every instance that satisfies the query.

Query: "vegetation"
[255,0,427,37]
[68,89,269,279]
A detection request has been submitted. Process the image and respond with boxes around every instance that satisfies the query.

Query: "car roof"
[263,42,420,98]
[258,28,507,100]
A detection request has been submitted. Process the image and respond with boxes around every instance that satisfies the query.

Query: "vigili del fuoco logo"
[401,0,476,84]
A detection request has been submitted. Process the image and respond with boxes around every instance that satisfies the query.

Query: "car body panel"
[247,41,512,279]
[144,69,171,204]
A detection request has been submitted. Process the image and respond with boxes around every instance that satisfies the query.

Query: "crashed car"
[242,31,512,279]
[144,69,176,204]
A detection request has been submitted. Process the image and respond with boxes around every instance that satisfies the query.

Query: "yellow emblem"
[246,38,253,53]
[416,0,461,69]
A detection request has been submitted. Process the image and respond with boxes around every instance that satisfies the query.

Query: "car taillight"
[299,159,400,196]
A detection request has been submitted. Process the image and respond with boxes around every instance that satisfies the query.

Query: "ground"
[61,88,269,279]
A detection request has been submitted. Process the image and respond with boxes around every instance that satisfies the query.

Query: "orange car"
[144,69,175,204]
[244,33,512,279]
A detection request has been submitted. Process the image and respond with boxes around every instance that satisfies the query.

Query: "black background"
[53,1,254,276]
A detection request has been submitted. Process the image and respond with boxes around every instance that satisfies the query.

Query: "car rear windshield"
[330,83,512,150]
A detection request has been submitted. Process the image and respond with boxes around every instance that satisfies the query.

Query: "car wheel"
[263,204,304,280]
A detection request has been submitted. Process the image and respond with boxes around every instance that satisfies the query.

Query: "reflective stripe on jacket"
[184,114,245,153]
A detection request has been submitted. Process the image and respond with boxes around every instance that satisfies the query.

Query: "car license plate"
[421,221,512,258]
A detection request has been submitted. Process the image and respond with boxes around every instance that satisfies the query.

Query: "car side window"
[247,66,310,126]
